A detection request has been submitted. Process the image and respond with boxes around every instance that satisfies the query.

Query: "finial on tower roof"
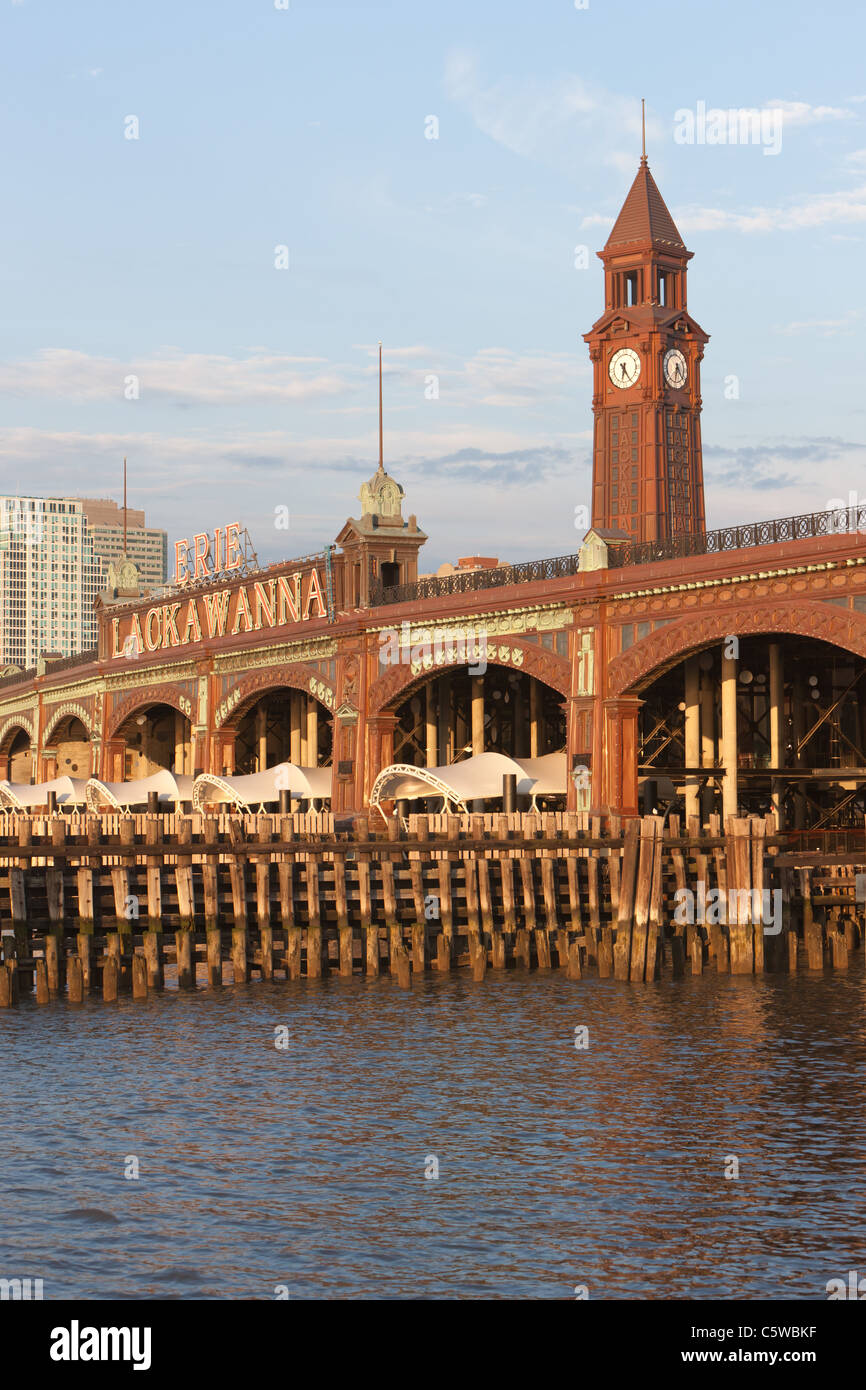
[641,98,647,165]
[377,341,384,473]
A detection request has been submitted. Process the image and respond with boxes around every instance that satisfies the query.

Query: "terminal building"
[1,155,865,829]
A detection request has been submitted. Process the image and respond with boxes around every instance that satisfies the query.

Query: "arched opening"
[0,726,33,782]
[45,716,92,779]
[383,666,567,812]
[115,703,192,779]
[637,634,866,829]
[392,667,566,767]
[232,688,334,776]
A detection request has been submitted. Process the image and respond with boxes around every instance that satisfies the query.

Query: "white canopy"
[0,776,89,810]
[85,769,196,811]
[192,763,332,812]
[370,750,567,817]
[514,752,568,797]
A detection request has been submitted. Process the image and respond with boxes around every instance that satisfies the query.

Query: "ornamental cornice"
[368,605,574,642]
[214,638,337,673]
[105,663,198,691]
[611,557,865,606]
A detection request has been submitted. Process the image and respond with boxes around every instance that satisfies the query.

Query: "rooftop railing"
[369,504,865,607]
[0,647,97,692]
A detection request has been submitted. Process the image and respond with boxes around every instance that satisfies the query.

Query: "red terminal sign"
[175,522,244,584]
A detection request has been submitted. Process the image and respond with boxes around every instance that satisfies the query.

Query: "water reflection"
[2,964,865,1299]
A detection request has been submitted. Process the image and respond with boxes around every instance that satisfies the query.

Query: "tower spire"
[378,341,384,473]
[641,98,647,165]
[122,456,127,555]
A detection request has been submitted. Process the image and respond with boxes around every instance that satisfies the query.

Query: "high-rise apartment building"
[0,494,167,669]
[0,496,101,668]
[79,498,168,592]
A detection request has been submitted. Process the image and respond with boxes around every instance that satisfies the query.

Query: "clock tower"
[583,147,709,543]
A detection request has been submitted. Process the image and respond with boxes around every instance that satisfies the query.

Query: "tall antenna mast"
[378,341,384,472]
[123,456,128,554]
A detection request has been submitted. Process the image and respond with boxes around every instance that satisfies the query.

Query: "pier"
[0,810,862,1005]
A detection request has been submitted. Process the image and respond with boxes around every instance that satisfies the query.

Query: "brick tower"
[584,142,709,543]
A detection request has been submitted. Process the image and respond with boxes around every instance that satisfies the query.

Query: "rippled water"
[2,963,866,1300]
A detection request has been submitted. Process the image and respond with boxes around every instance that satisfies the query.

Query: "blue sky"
[1,0,865,570]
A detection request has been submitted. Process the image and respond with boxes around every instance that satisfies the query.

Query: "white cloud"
[671,184,866,234]
[0,348,350,405]
[443,50,653,176]
[774,311,861,335]
[767,99,854,125]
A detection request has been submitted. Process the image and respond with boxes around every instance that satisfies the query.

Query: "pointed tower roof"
[604,159,685,253]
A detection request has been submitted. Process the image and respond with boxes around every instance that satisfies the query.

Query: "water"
[2,964,866,1300]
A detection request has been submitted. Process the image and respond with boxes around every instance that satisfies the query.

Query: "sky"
[1,0,865,572]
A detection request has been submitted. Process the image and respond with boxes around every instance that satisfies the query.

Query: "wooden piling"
[393,942,411,988]
[144,811,164,989]
[202,815,222,987]
[256,815,274,981]
[629,818,656,982]
[278,814,300,980]
[67,955,84,1003]
[45,862,64,994]
[175,818,197,988]
[305,853,324,978]
[132,953,148,999]
[103,955,119,1001]
[614,820,640,980]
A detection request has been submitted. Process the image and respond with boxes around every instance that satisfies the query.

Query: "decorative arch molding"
[608,601,866,697]
[0,714,35,751]
[368,638,571,715]
[42,702,94,745]
[108,684,196,738]
[218,664,336,731]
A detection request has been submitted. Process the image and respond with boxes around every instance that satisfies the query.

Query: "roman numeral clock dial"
[663,348,687,389]
[609,348,641,388]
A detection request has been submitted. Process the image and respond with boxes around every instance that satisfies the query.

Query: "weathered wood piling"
[0,807,863,1006]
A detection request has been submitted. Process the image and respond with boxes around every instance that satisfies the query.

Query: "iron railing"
[0,647,97,692]
[370,551,584,606]
[369,504,866,606]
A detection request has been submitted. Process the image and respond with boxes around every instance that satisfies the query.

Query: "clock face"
[609,348,641,389]
[664,348,688,389]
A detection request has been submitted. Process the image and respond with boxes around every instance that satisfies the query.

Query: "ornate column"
[601,696,642,816]
[190,727,207,775]
[567,696,595,812]
[212,729,236,776]
[332,705,360,815]
[365,713,400,804]
[102,737,127,782]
